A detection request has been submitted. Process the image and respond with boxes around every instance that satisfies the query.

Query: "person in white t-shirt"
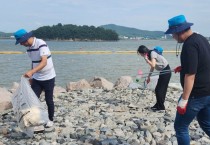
[14,29,56,128]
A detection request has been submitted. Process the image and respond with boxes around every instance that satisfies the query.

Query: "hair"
[137,45,150,54]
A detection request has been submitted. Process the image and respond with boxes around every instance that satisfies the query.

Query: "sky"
[1,0,210,36]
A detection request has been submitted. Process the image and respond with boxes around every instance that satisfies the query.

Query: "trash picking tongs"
[140,69,174,79]
[136,78,148,103]
[136,69,174,103]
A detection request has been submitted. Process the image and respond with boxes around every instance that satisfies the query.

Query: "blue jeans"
[174,95,210,145]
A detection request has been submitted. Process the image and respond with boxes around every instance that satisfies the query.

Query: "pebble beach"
[0,76,210,145]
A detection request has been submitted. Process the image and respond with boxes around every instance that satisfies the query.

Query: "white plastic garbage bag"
[128,82,141,89]
[11,76,49,137]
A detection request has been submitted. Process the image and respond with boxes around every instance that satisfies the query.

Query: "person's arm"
[145,57,156,73]
[148,67,154,77]
[182,74,195,100]
[24,55,48,78]
[144,55,156,68]
[146,59,155,83]
[177,73,195,114]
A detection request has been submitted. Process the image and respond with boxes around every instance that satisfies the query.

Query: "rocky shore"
[0,76,210,145]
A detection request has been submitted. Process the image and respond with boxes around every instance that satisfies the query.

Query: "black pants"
[31,77,55,121]
[155,65,171,110]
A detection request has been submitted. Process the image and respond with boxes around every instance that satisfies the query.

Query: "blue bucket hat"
[165,15,193,34]
[14,29,33,45]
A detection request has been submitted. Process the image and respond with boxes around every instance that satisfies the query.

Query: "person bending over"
[137,45,171,111]
[14,29,56,128]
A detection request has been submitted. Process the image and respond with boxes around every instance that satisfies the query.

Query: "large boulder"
[66,79,91,91]
[54,86,67,97]
[0,87,12,112]
[114,76,133,89]
[89,77,114,90]
[168,83,182,91]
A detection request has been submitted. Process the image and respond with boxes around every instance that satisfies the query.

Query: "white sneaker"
[34,125,44,132]
[45,121,53,128]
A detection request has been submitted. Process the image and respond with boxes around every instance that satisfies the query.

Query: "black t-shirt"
[180,33,210,97]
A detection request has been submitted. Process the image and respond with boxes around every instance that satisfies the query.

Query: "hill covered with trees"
[0,32,13,38]
[100,24,168,39]
[0,24,171,40]
[32,23,119,41]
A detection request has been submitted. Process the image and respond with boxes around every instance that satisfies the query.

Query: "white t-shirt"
[27,37,56,80]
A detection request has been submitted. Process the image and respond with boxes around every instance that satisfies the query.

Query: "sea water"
[0,39,181,88]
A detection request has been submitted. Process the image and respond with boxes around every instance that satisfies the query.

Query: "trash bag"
[128,82,141,89]
[11,76,49,137]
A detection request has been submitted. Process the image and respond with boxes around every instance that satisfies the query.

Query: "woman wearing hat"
[165,15,210,144]
[14,29,56,129]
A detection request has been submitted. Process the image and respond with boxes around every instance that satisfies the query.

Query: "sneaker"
[45,121,54,128]
[34,125,44,132]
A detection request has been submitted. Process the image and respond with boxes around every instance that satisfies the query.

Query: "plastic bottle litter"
[136,69,143,82]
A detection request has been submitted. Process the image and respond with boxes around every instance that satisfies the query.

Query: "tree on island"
[32,23,119,41]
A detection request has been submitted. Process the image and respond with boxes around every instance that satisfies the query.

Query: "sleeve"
[39,45,50,56]
[183,44,198,74]
[150,51,157,59]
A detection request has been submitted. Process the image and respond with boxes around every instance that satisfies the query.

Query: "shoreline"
[0,50,181,54]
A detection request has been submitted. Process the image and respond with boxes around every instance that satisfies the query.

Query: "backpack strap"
[148,49,162,60]
[147,50,153,60]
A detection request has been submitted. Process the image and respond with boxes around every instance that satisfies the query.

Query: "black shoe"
[151,107,165,111]
[151,104,158,109]
[151,106,157,109]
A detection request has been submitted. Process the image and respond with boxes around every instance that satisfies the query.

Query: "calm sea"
[0,39,181,88]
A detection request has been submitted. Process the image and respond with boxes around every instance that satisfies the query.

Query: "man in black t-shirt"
[165,15,210,145]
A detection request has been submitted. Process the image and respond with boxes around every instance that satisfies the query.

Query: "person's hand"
[177,97,188,115]
[24,70,33,78]
[144,54,148,60]
[29,78,33,85]
[174,66,182,73]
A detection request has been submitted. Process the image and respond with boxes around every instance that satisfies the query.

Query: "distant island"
[0,24,169,41]
[3,24,210,41]
[100,24,170,40]
[32,23,118,41]
[0,32,13,39]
